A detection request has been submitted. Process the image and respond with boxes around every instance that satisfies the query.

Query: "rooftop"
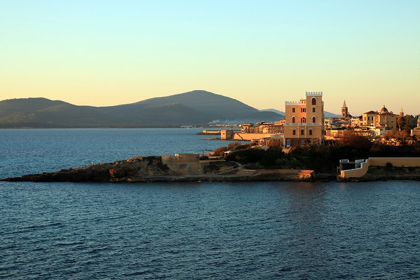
[363,111,379,114]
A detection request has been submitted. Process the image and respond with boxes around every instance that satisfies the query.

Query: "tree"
[384,131,395,140]
[397,116,405,131]
[395,130,408,144]
[402,115,415,134]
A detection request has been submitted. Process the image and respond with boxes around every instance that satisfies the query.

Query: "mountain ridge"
[0,90,284,128]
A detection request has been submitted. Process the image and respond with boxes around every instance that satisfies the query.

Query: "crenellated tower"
[283,92,324,147]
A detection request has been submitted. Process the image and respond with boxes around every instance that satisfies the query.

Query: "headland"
[2,154,315,183]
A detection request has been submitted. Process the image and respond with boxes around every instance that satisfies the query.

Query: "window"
[312,116,316,123]
[312,98,316,105]
[292,108,295,113]
[301,108,306,113]
[309,130,313,136]
[301,129,304,136]
[293,130,296,136]
[312,108,315,113]
[292,117,295,123]
[301,117,306,123]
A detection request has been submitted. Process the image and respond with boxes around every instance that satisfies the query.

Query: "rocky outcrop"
[2,155,316,183]
[3,156,178,183]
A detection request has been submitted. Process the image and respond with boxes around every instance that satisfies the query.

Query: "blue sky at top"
[1,0,419,115]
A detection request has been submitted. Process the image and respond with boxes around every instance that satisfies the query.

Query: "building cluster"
[221,92,325,148]
[220,91,419,148]
[240,121,284,134]
[325,103,420,140]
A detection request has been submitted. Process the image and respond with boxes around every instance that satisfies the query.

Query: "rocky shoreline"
[2,156,316,183]
[4,155,420,183]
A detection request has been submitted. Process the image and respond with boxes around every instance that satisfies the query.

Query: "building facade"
[362,111,378,126]
[361,106,398,131]
[283,92,324,147]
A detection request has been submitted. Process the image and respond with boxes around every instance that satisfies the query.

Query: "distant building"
[350,116,361,127]
[341,100,349,119]
[361,105,398,131]
[283,92,324,147]
[240,123,258,133]
[376,105,398,131]
[362,110,378,126]
[221,129,234,140]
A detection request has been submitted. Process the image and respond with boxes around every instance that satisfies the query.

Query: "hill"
[261,108,340,118]
[0,91,284,128]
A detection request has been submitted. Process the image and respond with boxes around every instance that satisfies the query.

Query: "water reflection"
[278,182,329,277]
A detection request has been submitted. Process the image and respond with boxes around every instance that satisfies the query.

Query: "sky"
[1,0,419,115]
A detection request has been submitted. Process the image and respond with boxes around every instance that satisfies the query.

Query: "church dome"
[380,105,389,114]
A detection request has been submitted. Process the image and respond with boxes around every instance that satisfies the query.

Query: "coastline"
[4,155,420,183]
[2,155,316,183]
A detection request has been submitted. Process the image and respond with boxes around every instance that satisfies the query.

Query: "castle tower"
[341,100,349,119]
[284,92,324,147]
[400,108,404,117]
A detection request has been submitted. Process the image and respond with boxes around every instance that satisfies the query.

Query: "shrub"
[226,148,267,163]
[213,146,228,156]
[386,162,393,168]
[232,144,252,151]
[227,142,241,150]
[258,155,279,167]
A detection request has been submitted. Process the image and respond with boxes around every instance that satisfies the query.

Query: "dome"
[380,105,389,114]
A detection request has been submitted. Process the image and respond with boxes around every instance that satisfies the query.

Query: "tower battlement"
[306,91,323,96]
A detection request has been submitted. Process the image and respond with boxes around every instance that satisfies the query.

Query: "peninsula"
[2,154,315,183]
[4,137,420,183]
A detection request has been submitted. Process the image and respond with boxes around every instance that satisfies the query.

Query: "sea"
[1,128,420,279]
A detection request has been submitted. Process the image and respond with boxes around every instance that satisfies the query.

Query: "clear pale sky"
[1,0,419,115]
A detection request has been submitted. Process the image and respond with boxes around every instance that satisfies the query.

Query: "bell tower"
[341,100,349,119]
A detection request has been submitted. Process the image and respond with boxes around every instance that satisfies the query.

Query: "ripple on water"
[1,130,420,279]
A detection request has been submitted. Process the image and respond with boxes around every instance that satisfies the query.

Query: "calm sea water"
[1,129,420,279]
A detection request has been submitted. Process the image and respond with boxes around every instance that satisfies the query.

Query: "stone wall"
[339,157,420,179]
[232,133,276,141]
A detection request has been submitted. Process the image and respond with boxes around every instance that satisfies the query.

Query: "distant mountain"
[0,98,117,127]
[261,109,285,115]
[262,108,340,118]
[324,112,340,118]
[130,90,258,120]
[0,90,283,128]
[209,111,284,125]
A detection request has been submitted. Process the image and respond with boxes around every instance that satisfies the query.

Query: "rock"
[109,168,126,178]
